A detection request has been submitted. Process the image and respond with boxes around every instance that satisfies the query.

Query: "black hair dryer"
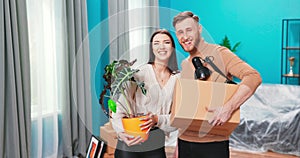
[192,57,210,80]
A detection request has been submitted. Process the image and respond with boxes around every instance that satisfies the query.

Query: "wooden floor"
[165,147,299,158]
[103,146,299,158]
[229,148,299,158]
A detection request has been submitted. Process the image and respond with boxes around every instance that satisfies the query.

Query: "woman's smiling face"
[152,33,174,62]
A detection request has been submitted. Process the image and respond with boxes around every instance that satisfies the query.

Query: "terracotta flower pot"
[122,116,149,141]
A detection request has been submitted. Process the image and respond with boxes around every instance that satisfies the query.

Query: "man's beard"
[180,35,201,54]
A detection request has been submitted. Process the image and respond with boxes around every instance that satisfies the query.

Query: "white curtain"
[26,0,66,157]
[27,0,92,157]
[108,0,159,67]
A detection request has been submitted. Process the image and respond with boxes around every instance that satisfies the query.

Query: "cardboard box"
[170,78,240,137]
[103,152,114,158]
[100,123,117,154]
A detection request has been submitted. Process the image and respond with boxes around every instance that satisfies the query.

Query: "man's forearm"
[226,84,253,113]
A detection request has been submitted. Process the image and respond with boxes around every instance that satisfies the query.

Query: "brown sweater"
[179,38,262,142]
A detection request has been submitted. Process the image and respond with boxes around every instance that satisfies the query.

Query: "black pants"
[178,138,229,158]
[115,147,166,158]
[114,128,166,158]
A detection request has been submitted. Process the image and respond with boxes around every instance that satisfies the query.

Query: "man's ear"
[199,24,202,33]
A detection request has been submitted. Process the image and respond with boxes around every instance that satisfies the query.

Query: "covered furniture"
[230,83,300,156]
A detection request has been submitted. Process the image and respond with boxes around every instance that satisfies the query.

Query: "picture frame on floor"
[86,135,106,158]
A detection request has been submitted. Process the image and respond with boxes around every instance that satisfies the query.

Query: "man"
[172,11,262,158]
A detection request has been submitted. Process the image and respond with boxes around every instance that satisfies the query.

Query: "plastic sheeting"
[230,83,300,156]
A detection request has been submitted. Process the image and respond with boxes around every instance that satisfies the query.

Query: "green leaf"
[220,35,231,50]
[108,99,117,113]
[111,67,139,97]
[136,80,147,95]
[231,42,241,53]
[219,35,241,53]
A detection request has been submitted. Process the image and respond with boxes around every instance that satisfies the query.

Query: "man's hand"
[206,106,233,126]
[117,132,144,146]
[207,84,255,126]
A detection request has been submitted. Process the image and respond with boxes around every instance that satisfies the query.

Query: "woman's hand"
[139,112,158,132]
[117,132,144,146]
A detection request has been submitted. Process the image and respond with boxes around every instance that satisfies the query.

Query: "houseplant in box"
[99,59,149,140]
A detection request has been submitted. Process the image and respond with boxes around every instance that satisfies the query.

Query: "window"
[26,0,66,157]
[27,0,65,118]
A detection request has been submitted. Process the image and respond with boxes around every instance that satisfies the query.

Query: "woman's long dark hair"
[148,29,179,73]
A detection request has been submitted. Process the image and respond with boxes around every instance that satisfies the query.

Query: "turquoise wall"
[87,0,300,135]
[87,0,109,136]
[159,0,300,84]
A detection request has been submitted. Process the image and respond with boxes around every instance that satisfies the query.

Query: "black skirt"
[114,127,166,158]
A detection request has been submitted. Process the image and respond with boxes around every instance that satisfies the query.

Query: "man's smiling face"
[175,18,202,53]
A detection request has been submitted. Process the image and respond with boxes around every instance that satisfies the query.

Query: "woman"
[112,29,179,158]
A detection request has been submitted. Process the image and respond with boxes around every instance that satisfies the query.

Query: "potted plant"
[99,59,149,140]
[219,35,241,53]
